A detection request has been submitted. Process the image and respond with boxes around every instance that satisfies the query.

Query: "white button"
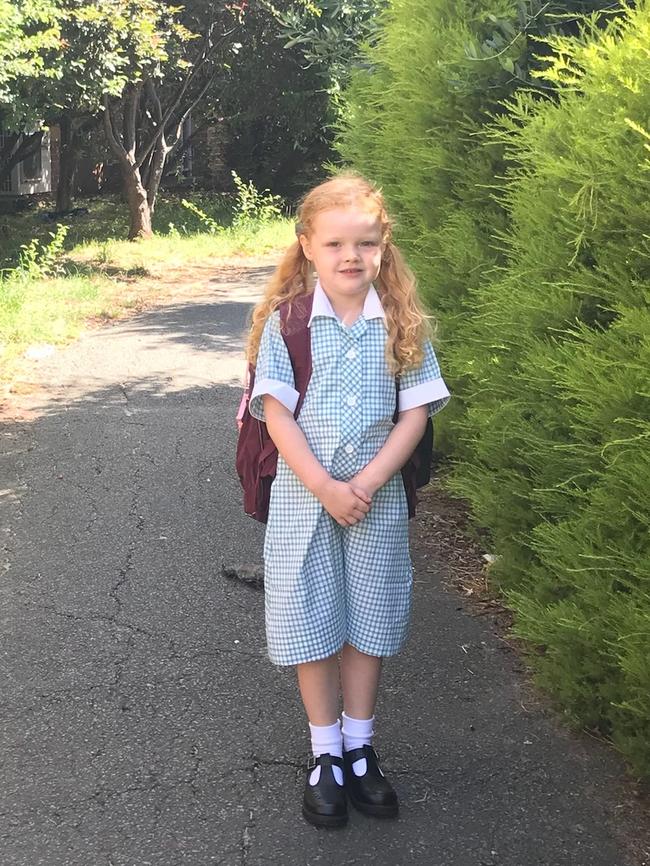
[344,444,355,454]
[346,349,357,360]
[346,395,358,407]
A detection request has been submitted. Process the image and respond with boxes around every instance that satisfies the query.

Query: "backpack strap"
[279,292,314,416]
[395,375,434,518]
[236,292,314,524]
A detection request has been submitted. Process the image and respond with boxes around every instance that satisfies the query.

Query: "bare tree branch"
[134,23,237,170]
[124,83,140,158]
[102,95,127,162]
[168,69,218,150]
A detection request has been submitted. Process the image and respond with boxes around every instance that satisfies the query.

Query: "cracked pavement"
[0,262,645,865]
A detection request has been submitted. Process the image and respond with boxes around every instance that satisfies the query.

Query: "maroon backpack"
[235,293,433,522]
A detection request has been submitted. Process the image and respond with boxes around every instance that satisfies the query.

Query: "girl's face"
[299,207,384,303]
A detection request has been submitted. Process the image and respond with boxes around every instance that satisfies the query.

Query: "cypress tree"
[449,6,650,777]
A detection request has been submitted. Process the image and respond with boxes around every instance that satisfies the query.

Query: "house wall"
[0,129,53,197]
[17,130,52,195]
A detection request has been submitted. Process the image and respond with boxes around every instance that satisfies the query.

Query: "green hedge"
[337,1,650,779]
[450,8,650,777]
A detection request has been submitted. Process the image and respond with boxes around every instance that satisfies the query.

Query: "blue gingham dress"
[249,281,450,666]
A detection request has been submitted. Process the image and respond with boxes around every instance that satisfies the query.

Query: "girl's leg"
[340,643,382,776]
[339,643,398,817]
[340,642,382,718]
[297,654,345,793]
[296,653,340,725]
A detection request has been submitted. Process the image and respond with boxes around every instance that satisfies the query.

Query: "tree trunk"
[140,147,154,192]
[102,57,216,238]
[56,115,77,212]
[146,136,170,215]
[103,89,153,240]
[121,163,153,240]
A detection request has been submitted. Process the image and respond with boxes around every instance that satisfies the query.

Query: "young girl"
[245,172,450,828]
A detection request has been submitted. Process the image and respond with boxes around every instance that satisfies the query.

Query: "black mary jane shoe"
[302,753,348,828]
[343,745,399,818]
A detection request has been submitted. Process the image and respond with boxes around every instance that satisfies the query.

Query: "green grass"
[0,192,295,380]
[73,218,295,273]
[0,190,288,267]
[0,273,111,358]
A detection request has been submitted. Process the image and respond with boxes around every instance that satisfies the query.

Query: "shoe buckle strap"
[346,744,381,762]
[306,753,344,771]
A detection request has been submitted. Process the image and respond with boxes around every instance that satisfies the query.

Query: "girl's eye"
[361,241,377,247]
[326,241,340,247]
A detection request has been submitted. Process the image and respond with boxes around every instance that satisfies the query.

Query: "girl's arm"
[263,394,371,526]
[352,405,428,497]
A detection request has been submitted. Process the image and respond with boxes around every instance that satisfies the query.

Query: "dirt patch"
[415,476,499,602]
[78,255,279,315]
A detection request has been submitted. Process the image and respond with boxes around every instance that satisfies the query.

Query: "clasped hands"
[314,472,378,527]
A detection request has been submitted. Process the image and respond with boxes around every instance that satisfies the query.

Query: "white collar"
[308,278,386,327]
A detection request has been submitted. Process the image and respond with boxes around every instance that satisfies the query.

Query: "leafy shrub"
[14,223,69,280]
[230,171,284,228]
[155,192,231,236]
[447,8,650,777]
[180,177,283,233]
[180,199,223,234]
[335,0,620,452]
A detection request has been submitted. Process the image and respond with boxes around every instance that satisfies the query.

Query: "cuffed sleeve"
[250,377,299,417]
[398,340,451,417]
[248,311,298,421]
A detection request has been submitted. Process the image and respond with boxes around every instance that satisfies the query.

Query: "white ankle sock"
[308,720,344,786]
[341,712,375,777]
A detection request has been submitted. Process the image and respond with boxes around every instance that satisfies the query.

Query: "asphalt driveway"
[0,263,646,866]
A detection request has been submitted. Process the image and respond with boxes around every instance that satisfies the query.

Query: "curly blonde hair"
[246,171,432,374]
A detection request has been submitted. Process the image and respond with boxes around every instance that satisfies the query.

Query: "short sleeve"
[398,339,451,417]
[248,311,299,421]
